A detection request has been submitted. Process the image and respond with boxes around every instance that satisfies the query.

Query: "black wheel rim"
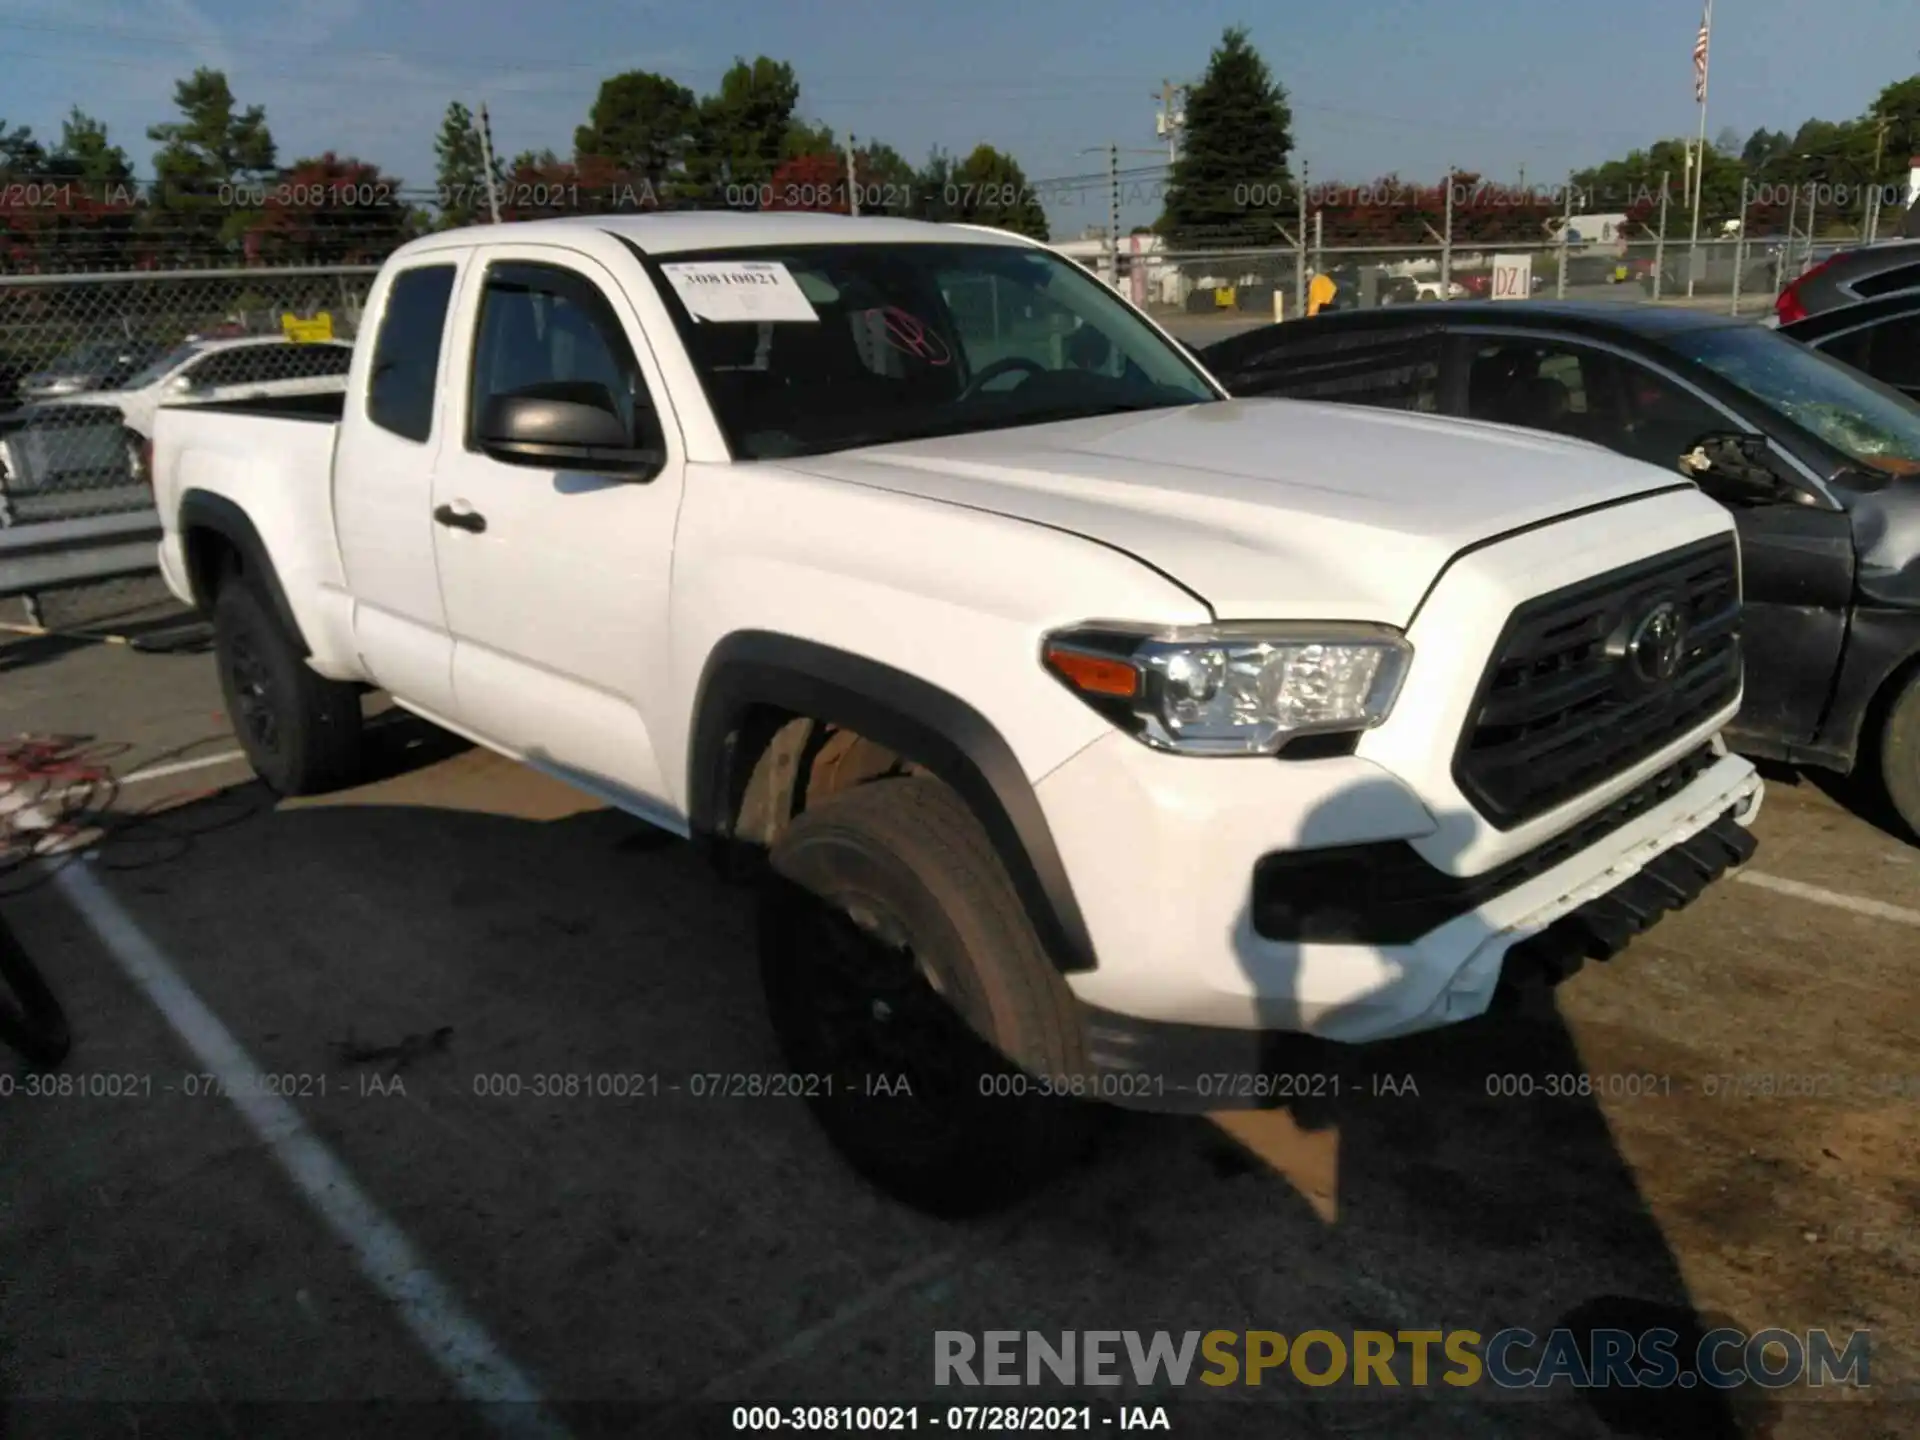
[226,630,280,756]
[787,901,977,1150]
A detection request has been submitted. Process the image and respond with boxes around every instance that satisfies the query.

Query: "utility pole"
[474,103,503,224]
[846,132,860,217]
[1297,160,1310,318]
[1557,173,1574,298]
[1441,165,1454,296]
[1155,80,1186,164]
[1653,171,1670,300]
[1731,176,1750,315]
[1108,142,1120,287]
[1867,114,1891,240]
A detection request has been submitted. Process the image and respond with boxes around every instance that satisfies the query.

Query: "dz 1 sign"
[1491,254,1533,301]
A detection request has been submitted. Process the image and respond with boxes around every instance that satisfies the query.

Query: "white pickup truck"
[152,213,1763,1213]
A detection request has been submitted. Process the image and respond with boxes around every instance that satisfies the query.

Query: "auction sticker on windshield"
[660,261,820,323]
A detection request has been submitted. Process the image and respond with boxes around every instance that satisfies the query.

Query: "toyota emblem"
[1626,600,1687,684]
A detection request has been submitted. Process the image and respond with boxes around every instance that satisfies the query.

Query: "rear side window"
[368,265,458,443]
[286,343,354,379]
[1216,329,1442,412]
[1820,311,1920,392]
[1852,262,1920,299]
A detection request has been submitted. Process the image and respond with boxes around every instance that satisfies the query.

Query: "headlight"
[1042,621,1411,756]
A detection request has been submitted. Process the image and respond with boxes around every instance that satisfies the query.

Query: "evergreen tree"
[1160,27,1293,246]
[434,101,495,228]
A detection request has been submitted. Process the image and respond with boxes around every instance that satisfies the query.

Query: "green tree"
[434,101,496,228]
[49,108,132,188]
[1741,127,1791,169]
[948,144,1048,240]
[148,68,276,196]
[853,139,916,214]
[691,56,802,199]
[146,69,277,257]
[783,117,838,160]
[1160,26,1294,246]
[574,72,700,197]
[0,119,45,174]
[911,146,959,221]
[1867,75,1920,190]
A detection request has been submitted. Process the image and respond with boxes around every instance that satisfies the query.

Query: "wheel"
[212,578,364,796]
[760,775,1099,1215]
[1877,668,1920,843]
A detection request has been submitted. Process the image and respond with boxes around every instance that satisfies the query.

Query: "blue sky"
[1,0,1915,233]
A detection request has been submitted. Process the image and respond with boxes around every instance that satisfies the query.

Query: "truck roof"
[397,212,1047,259]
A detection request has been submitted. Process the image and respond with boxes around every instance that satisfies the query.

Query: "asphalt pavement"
[1,588,1916,1439]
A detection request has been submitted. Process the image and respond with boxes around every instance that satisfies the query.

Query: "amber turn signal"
[1044,645,1139,698]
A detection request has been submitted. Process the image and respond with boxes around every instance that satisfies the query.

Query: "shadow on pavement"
[0,739,1800,1438]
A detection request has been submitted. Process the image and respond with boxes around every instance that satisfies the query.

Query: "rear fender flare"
[177,488,308,654]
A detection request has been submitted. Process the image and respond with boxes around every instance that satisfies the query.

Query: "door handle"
[433,503,487,533]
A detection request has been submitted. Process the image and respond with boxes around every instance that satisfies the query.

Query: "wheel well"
[1860,648,1920,771]
[183,524,246,607]
[725,705,921,850]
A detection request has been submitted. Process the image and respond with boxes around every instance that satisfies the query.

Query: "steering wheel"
[959,356,1048,402]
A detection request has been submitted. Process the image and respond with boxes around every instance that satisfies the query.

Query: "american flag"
[1692,6,1711,104]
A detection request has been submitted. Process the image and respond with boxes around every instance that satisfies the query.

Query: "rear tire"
[212,579,363,796]
[1878,669,1920,843]
[760,775,1099,1216]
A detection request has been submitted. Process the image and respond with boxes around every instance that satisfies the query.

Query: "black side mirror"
[477,382,662,477]
[1677,431,1794,504]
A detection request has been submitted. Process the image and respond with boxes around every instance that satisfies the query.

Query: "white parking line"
[49,858,575,1440]
[1736,870,1920,929]
[122,750,249,787]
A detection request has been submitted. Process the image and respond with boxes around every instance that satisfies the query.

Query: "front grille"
[1454,534,1741,830]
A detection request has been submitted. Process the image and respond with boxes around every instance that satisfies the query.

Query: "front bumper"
[1075,807,1756,1112]
[1034,728,1763,1062]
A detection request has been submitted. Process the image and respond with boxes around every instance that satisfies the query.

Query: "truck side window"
[468,263,657,450]
[368,264,458,443]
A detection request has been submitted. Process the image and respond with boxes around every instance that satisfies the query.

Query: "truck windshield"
[1669,324,1920,476]
[646,241,1221,459]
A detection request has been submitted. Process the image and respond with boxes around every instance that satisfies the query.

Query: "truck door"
[333,257,465,718]
[429,245,687,826]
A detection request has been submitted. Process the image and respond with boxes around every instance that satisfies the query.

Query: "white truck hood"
[780,398,1686,624]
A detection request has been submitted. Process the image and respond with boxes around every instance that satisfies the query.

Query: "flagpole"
[1687,0,1713,296]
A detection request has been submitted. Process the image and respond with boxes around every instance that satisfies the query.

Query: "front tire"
[760,776,1099,1216]
[1877,668,1920,843]
[212,579,364,796]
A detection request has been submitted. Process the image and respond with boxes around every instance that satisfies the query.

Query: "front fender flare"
[687,631,1098,975]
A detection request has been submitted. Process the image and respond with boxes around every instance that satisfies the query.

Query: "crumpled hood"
[778,398,1689,624]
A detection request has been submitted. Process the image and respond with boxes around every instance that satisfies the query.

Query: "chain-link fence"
[0,266,374,528]
[1094,235,1811,328]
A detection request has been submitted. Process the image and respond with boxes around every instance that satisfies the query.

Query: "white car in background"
[2,335,354,495]
[68,334,356,441]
